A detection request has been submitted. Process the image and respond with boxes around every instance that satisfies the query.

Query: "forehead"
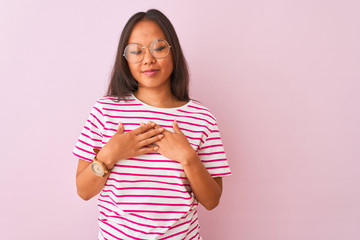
[128,20,167,45]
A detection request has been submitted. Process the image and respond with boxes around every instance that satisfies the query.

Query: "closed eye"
[153,46,166,52]
[130,50,142,55]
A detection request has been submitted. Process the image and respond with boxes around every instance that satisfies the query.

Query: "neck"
[133,85,186,108]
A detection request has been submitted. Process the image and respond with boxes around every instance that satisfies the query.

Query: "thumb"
[173,120,182,134]
[117,121,124,134]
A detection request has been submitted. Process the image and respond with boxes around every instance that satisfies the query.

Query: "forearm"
[182,152,222,210]
[75,122,165,201]
[76,161,109,201]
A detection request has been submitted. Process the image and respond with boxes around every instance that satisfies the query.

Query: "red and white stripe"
[73,94,231,239]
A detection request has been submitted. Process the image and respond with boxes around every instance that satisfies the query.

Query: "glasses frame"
[123,39,172,64]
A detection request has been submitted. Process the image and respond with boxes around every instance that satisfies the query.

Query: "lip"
[143,69,159,76]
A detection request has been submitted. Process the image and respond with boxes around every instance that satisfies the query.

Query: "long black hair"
[106,9,190,101]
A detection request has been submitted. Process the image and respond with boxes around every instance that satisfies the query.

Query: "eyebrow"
[127,38,166,46]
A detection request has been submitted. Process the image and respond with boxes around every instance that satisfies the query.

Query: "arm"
[152,120,224,210]
[182,153,223,210]
[76,159,109,201]
[75,122,164,200]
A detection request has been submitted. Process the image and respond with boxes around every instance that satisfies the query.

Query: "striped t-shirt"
[73,93,231,240]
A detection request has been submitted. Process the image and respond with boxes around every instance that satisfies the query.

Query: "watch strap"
[92,148,112,176]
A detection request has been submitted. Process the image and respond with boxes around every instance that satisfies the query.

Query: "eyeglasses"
[123,39,171,64]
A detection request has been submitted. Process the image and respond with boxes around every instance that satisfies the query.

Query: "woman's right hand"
[97,121,164,169]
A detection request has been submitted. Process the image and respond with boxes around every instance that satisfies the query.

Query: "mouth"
[142,69,159,76]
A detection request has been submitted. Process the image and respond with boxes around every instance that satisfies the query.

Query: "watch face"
[91,162,104,177]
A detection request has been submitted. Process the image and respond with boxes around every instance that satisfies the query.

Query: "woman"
[73,9,231,239]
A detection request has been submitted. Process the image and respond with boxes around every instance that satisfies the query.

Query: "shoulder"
[187,99,218,125]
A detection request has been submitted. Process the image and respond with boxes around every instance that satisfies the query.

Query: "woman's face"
[127,20,174,92]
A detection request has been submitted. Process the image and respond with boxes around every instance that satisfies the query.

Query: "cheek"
[128,64,139,78]
[162,58,174,75]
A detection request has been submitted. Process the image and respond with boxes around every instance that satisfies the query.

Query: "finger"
[139,122,150,134]
[173,120,182,134]
[149,142,162,149]
[138,127,164,141]
[151,123,170,135]
[117,122,124,134]
[144,122,168,136]
[138,145,159,154]
[148,143,159,147]
[132,122,156,135]
[149,121,161,129]
[139,134,164,147]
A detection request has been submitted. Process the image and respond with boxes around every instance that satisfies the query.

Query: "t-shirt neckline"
[130,93,192,111]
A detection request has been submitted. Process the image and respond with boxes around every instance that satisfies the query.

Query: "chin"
[137,79,170,89]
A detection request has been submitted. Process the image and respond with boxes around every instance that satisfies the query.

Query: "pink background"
[1,0,359,239]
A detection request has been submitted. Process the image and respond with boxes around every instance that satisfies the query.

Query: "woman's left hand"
[142,121,222,210]
[146,120,197,164]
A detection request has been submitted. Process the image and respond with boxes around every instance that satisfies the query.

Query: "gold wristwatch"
[90,148,112,177]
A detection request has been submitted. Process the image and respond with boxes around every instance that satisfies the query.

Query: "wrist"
[96,149,115,170]
[182,149,199,167]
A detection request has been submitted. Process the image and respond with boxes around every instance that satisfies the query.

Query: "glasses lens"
[150,39,170,59]
[124,44,143,63]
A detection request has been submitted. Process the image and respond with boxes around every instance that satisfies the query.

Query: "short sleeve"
[72,100,104,162]
[197,123,231,177]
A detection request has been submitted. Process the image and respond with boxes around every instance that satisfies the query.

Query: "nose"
[142,47,156,65]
